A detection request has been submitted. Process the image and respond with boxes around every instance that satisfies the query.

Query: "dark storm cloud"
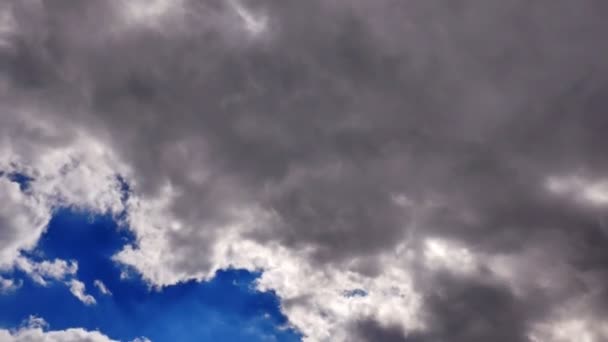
[351,267,564,342]
[412,272,535,342]
[352,274,535,342]
[352,319,409,342]
[3,0,608,339]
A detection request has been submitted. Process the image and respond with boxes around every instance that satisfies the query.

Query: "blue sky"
[0,204,302,342]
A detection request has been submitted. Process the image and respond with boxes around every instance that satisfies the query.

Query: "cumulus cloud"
[15,257,77,286]
[0,316,116,342]
[2,0,608,340]
[93,280,111,296]
[68,280,96,306]
[0,316,151,342]
[0,178,50,270]
[0,114,125,273]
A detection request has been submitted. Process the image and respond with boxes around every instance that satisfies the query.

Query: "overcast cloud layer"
[2,0,608,341]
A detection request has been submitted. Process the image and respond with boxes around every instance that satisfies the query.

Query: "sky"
[1,0,608,341]
[0,204,301,342]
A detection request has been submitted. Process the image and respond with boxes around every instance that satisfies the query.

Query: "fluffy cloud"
[67,279,96,306]
[0,317,116,342]
[0,327,115,342]
[15,257,77,286]
[0,178,50,270]
[93,280,111,296]
[2,0,608,341]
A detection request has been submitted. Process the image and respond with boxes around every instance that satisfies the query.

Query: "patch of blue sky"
[0,208,302,342]
[1,171,34,191]
[342,289,367,298]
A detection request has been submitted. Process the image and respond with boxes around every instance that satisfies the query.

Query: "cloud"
[0,276,20,294]
[546,174,608,207]
[228,0,268,36]
[93,280,111,296]
[531,318,608,342]
[68,279,96,306]
[411,272,533,342]
[0,316,116,342]
[15,258,77,286]
[0,178,50,270]
[1,0,608,340]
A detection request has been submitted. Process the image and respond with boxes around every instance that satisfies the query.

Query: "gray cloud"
[411,271,536,342]
[352,319,409,342]
[3,0,608,340]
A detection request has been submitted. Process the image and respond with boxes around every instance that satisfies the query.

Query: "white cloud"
[93,280,111,296]
[0,111,126,273]
[423,238,477,274]
[23,316,48,330]
[129,338,151,342]
[546,175,608,207]
[120,0,179,27]
[0,276,21,294]
[228,0,268,36]
[113,183,202,286]
[0,178,51,270]
[531,318,608,342]
[68,280,96,306]
[15,258,78,286]
[0,316,116,342]
[223,238,423,341]
[116,201,424,341]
